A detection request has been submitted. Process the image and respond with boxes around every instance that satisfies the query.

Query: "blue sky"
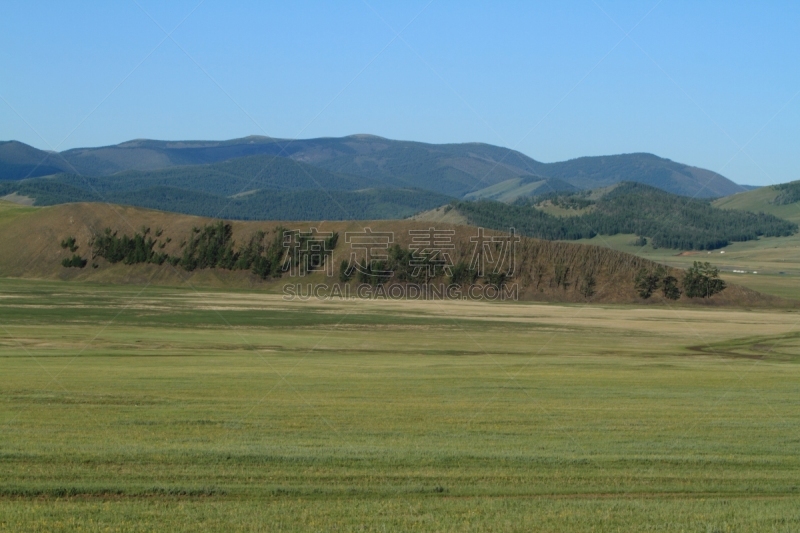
[1,1,798,185]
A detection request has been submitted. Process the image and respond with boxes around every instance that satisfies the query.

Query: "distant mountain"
[1,136,747,198]
[47,154,381,196]
[59,136,289,176]
[53,135,545,197]
[0,141,73,179]
[537,153,746,198]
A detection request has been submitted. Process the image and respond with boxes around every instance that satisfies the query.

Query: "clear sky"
[1,1,798,185]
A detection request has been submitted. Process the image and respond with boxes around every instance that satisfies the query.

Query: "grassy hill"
[713,181,800,223]
[0,199,781,306]
[433,183,797,251]
[464,177,577,202]
[2,136,746,198]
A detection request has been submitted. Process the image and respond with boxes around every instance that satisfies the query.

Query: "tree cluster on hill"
[634,266,681,300]
[456,182,797,250]
[633,261,726,300]
[87,222,337,279]
[338,244,493,287]
[682,261,727,298]
[772,181,800,205]
[92,227,170,266]
[75,223,512,289]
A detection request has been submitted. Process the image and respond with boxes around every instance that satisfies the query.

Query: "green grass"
[464,177,549,202]
[713,186,800,224]
[1,279,800,531]
[0,200,37,227]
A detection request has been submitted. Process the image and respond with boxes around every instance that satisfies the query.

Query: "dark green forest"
[0,179,451,221]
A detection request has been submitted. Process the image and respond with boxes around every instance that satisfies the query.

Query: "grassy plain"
[1,279,800,531]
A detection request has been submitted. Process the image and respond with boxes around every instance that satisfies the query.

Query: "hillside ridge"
[0,200,781,307]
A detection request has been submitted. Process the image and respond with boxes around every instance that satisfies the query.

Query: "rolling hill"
[464,177,577,202]
[0,199,779,306]
[2,135,747,199]
[713,181,800,223]
[419,183,797,251]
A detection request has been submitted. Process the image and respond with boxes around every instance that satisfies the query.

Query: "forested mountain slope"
[2,135,745,198]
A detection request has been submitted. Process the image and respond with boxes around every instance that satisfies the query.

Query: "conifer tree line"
[61,222,339,279]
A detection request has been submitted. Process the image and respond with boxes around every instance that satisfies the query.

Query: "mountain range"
[1,135,748,212]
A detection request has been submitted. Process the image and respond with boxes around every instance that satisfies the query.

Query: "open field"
[1,279,800,531]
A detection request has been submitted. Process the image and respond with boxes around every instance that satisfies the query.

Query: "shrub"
[338,260,352,283]
[61,254,87,268]
[60,236,78,252]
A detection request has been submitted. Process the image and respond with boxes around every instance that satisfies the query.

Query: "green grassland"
[713,186,800,224]
[463,177,550,202]
[1,279,800,531]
